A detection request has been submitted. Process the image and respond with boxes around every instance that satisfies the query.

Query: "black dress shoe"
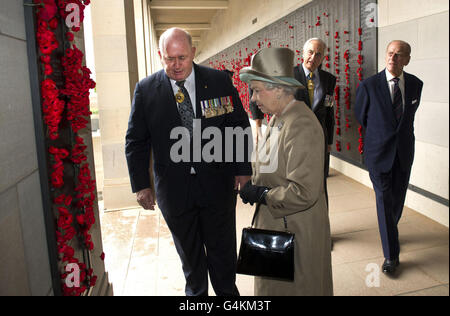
[382,258,400,275]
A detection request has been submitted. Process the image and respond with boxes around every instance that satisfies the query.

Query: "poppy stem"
[24,3,44,7]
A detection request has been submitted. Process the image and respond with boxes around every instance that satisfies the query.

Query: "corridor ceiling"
[149,0,229,49]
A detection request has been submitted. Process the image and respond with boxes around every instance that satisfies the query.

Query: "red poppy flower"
[49,17,58,29]
[76,214,85,226]
[37,0,58,21]
[44,64,53,76]
[66,32,74,42]
[40,55,51,64]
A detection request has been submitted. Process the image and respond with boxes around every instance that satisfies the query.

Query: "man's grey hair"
[387,40,412,56]
[263,82,298,96]
[159,27,193,53]
[303,38,327,53]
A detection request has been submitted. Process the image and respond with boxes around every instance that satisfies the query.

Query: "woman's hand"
[239,180,270,206]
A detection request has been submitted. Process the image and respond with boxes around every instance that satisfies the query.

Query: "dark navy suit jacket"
[294,65,337,146]
[355,70,423,173]
[125,64,252,216]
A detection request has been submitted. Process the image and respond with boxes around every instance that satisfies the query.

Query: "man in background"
[355,40,423,275]
[294,38,337,179]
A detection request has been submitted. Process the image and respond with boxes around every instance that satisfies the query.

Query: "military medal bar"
[201,96,234,118]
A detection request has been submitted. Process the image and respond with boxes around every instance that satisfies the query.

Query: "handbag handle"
[251,203,289,232]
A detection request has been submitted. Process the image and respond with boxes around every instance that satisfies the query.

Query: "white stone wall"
[331,0,449,226]
[0,0,53,295]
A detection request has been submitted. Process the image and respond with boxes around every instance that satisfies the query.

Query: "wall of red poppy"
[34,0,101,296]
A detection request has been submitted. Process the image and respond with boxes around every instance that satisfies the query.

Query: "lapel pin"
[175,91,185,104]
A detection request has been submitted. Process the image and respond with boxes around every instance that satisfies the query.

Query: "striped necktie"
[176,80,194,136]
[392,77,403,123]
[307,72,315,107]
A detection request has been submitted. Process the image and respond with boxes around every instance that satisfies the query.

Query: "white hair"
[263,82,298,96]
[303,38,327,53]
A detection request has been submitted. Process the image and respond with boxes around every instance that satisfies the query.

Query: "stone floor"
[99,169,449,296]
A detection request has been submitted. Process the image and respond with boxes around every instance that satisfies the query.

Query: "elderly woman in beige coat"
[239,48,333,296]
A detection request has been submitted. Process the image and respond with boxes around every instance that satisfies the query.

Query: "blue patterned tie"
[392,77,403,123]
[176,80,194,136]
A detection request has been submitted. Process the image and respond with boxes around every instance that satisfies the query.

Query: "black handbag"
[236,203,295,281]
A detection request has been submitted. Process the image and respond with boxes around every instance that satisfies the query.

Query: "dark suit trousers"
[369,154,411,260]
[160,174,239,296]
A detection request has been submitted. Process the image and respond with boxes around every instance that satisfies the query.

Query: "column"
[91,0,140,210]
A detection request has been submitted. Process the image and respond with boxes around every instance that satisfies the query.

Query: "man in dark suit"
[294,38,337,196]
[355,40,423,275]
[294,39,337,177]
[125,28,252,295]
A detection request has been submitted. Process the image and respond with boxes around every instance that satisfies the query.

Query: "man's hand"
[235,175,252,191]
[136,188,156,210]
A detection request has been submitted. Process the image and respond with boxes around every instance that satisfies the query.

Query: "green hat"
[240,48,304,88]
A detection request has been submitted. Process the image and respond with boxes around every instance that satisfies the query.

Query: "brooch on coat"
[175,90,185,104]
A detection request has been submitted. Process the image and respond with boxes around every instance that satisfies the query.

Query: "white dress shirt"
[385,69,405,109]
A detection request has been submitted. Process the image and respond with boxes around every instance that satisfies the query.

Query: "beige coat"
[252,100,333,296]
